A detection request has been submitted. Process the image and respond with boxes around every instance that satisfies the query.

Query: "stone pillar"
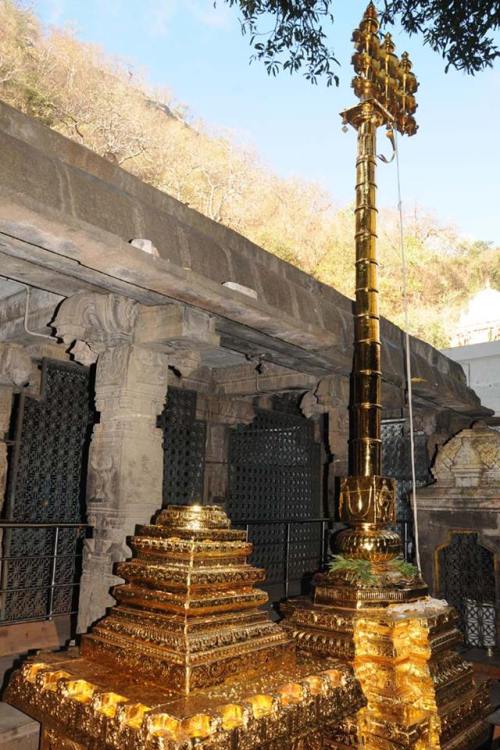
[0,344,31,613]
[198,393,254,505]
[0,344,31,507]
[55,293,169,630]
[54,292,220,631]
[82,344,169,631]
[301,374,350,515]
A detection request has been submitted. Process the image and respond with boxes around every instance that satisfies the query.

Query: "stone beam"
[0,207,484,419]
[0,101,489,419]
[213,362,318,396]
[0,191,337,350]
[0,289,63,343]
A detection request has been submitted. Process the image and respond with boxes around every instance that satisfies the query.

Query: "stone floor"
[0,703,39,750]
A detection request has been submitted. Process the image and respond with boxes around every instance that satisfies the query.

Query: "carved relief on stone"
[0,344,32,509]
[0,343,32,386]
[301,376,350,465]
[432,421,500,488]
[87,451,116,506]
[55,292,138,362]
[79,342,169,631]
[93,345,169,421]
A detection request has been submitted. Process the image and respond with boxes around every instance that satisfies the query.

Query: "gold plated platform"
[284,583,490,749]
[282,4,491,749]
[6,505,365,749]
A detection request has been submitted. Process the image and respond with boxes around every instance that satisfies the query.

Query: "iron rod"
[0,522,88,529]
[47,526,59,619]
[284,522,291,599]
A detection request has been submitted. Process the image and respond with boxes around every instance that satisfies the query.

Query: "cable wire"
[394,131,421,571]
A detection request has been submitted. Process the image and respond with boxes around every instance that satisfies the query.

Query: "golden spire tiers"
[81,504,294,693]
[6,505,365,749]
[282,4,490,749]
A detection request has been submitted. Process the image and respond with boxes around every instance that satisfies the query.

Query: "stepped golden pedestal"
[5,505,365,749]
[282,479,490,750]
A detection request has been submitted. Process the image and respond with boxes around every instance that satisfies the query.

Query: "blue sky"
[35,0,500,244]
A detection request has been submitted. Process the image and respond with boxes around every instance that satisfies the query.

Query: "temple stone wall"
[0,100,487,421]
[416,422,500,642]
[0,97,493,643]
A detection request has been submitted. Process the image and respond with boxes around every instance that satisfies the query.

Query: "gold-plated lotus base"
[5,505,366,749]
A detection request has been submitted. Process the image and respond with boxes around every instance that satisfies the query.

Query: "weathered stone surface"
[0,703,39,750]
[0,289,63,343]
[416,422,500,639]
[56,291,138,360]
[0,100,489,419]
[54,292,170,630]
[0,343,31,387]
[135,304,220,353]
[213,362,317,396]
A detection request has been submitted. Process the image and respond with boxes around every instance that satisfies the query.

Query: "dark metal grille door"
[159,387,206,506]
[228,408,321,601]
[381,419,430,560]
[437,532,496,646]
[3,359,93,622]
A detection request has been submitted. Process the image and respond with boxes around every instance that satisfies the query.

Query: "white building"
[442,340,500,418]
[443,285,500,418]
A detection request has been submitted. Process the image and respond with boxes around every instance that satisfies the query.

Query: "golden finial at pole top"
[346,2,418,136]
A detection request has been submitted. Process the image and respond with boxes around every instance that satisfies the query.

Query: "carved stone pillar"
[82,344,168,630]
[301,374,350,514]
[0,344,31,613]
[0,343,31,507]
[55,293,169,630]
[197,393,254,505]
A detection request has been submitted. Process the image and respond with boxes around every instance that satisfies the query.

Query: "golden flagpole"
[336,2,417,568]
[283,7,491,748]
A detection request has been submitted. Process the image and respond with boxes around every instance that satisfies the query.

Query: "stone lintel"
[0,288,63,344]
[213,362,317,396]
[135,304,220,352]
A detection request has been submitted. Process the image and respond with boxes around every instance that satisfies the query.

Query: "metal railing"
[0,522,89,626]
[240,517,413,603]
[0,517,411,626]
[240,517,333,601]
